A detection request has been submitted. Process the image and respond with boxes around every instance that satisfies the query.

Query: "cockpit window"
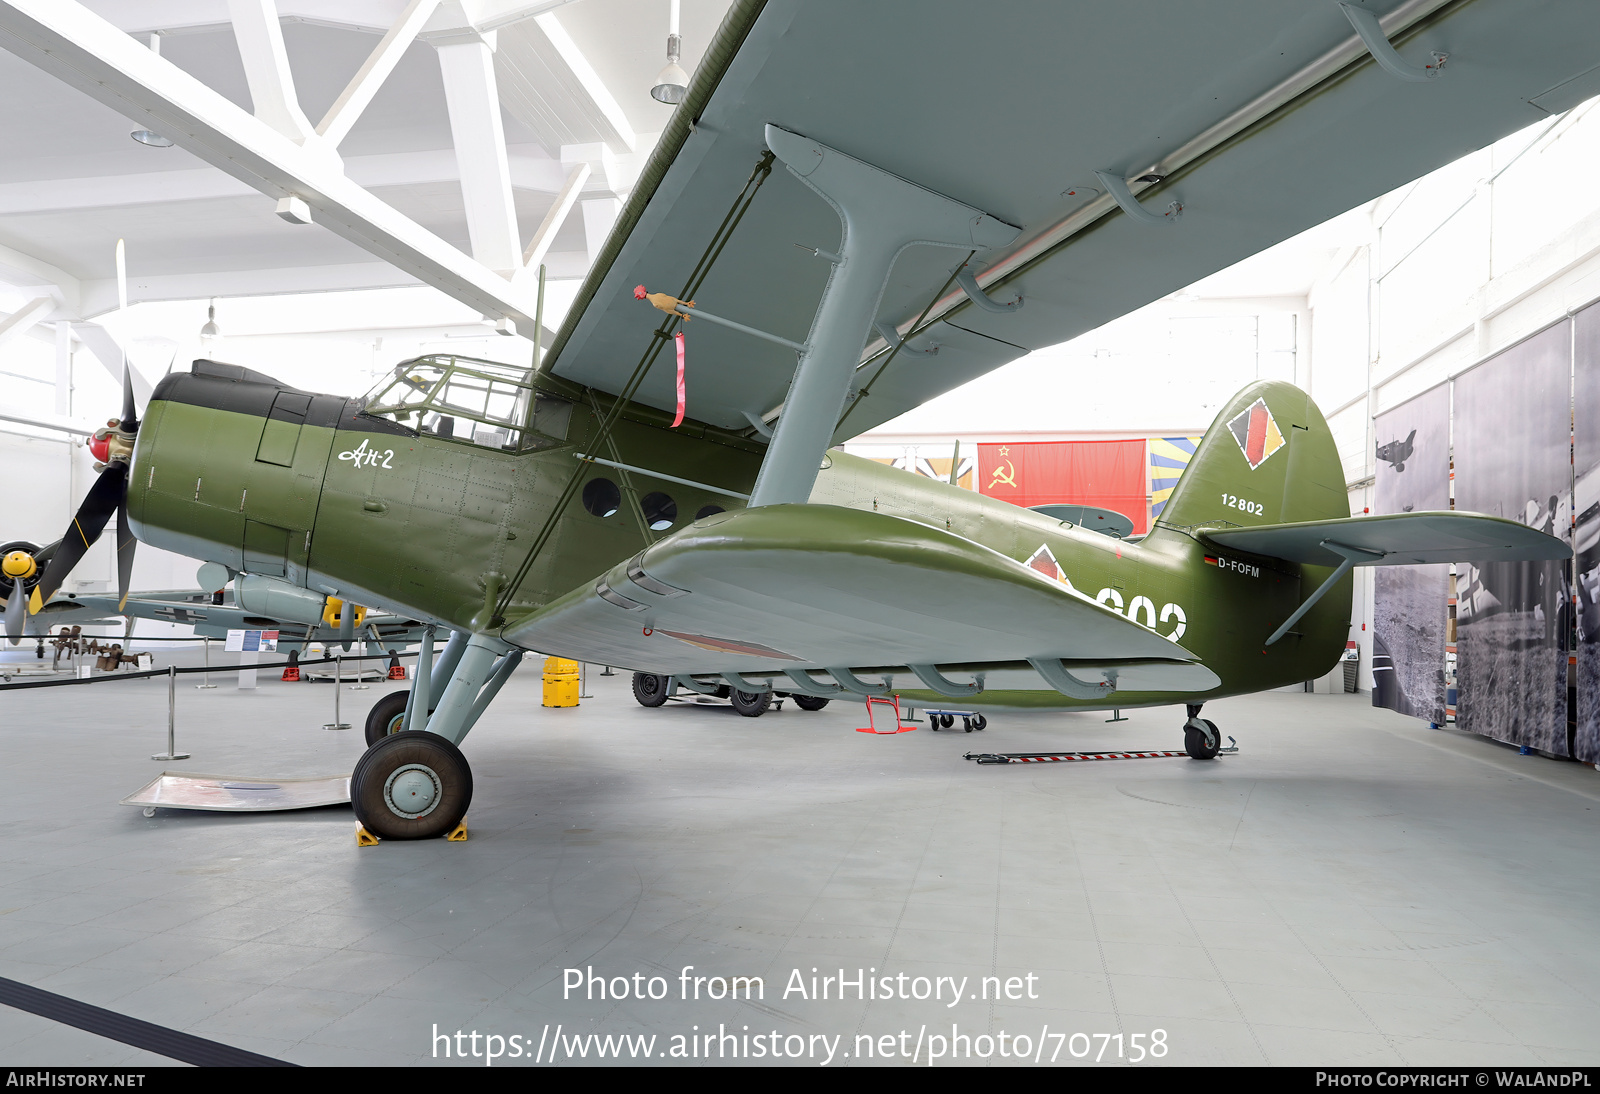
[362,355,547,451]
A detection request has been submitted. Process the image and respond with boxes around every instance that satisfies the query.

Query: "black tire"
[351,732,473,840]
[364,690,413,746]
[962,718,973,733]
[730,689,771,717]
[970,714,987,731]
[632,672,672,707]
[792,695,830,712]
[940,713,955,729]
[1185,718,1221,760]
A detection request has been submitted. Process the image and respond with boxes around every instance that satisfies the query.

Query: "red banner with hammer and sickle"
[976,440,1148,533]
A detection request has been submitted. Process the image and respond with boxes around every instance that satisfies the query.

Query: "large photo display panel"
[1575,303,1600,762]
[1452,321,1571,754]
[1371,384,1450,724]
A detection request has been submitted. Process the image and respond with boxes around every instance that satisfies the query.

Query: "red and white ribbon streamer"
[672,331,686,428]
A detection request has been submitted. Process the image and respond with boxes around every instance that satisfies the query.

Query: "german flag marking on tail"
[1226,397,1285,470]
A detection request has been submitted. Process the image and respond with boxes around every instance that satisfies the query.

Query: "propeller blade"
[116,494,136,611]
[5,578,24,645]
[115,238,127,311]
[29,464,127,612]
[120,363,138,433]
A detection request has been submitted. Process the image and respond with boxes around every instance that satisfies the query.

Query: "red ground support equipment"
[856,695,915,734]
[280,649,301,682]
[387,650,406,680]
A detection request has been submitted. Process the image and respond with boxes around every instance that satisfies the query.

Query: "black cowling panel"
[150,361,415,438]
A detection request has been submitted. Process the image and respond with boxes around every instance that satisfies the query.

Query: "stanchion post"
[195,636,217,689]
[152,664,191,761]
[324,654,351,730]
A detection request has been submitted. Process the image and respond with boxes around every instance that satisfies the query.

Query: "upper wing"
[1201,511,1572,567]
[504,504,1216,692]
[544,0,1599,438]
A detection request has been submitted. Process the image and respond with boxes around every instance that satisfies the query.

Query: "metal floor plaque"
[121,771,351,813]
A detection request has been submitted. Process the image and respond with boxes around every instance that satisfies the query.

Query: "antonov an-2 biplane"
[14,1,1586,839]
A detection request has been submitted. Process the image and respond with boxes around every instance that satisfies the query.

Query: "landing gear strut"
[350,630,521,840]
[1183,703,1220,760]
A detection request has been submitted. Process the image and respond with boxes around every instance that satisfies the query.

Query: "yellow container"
[542,656,580,707]
[542,676,579,707]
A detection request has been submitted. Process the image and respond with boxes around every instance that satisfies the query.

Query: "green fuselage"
[127,364,1350,711]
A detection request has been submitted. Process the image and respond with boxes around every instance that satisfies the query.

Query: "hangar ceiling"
[0,0,733,338]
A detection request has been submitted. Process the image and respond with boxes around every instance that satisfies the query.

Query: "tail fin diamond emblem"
[1227,397,1285,470]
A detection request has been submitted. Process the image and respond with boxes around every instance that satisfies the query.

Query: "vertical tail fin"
[1153,380,1348,532]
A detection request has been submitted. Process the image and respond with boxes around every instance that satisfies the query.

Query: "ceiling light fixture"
[200,300,220,340]
[650,0,688,104]
[130,33,173,146]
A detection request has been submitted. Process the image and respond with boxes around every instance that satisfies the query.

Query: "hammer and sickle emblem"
[988,460,1018,489]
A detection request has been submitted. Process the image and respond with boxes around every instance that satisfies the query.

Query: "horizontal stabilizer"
[1201,511,1571,567]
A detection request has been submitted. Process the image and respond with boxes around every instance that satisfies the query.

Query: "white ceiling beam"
[435,32,522,276]
[0,296,54,349]
[495,11,634,155]
[317,0,440,149]
[579,196,620,264]
[73,251,587,311]
[0,147,570,216]
[226,0,321,146]
[0,0,541,326]
[531,12,631,152]
[96,0,579,37]
[0,242,81,314]
[519,160,587,273]
[54,320,70,415]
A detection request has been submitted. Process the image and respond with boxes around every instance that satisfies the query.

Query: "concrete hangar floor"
[1,655,1597,1068]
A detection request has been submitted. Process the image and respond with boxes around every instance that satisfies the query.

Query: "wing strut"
[748,125,1020,507]
[1264,540,1383,646]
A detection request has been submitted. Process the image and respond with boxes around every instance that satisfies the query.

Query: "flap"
[1200,511,1572,567]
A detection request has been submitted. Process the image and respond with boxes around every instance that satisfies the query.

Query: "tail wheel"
[352,731,472,840]
[792,695,830,712]
[1184,718,1221,760]
[632,672,671,707]
[730,689,771,717]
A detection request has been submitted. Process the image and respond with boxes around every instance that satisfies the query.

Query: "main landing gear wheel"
[730,689,771,717]
[364,691,411,746]
[632,672,671,707]
[351,732,473,840]
[1184,718,1221,760]
[791,695,830,712]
